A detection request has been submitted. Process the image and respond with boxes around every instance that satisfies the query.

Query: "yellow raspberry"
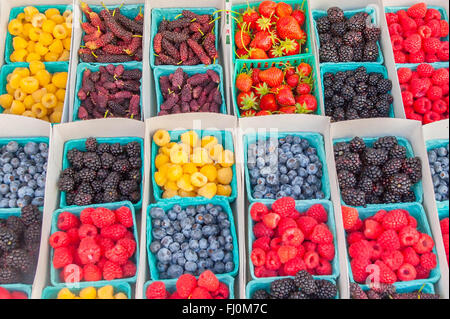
[58,50,70,62]
[23,95,34,109]
[51,72,68,88]
[158,163,171,177]
[31,103,47,118]
[63,38,71,50]
[155,154,169,169]
[14,89,27,101]
[153,130,171,147]
[13,67,30,78]
[217,184,232,197]
[35,70,51,86]
[11,49,27,62]
[50,15,65,24]
[183,163,198,175]
[209,144,224,161]
[114,292,128,299]
[52,24,67,39]
[201,136,219,149]
[54,101,64,112]
[63,22,72,36]
[170,147,189,165]
[217,167,233,185]
[29,61,45,75]
[98,286,114,299]
[17,13,26,22]
[28,27,43,41]
[200,165,218,182]
[10,100,26,115]
[8,19,23,36]
[63,10,72,19]
[0,94,14,109]
[24,6,39,20]
[79,287,97,299]
[45,8,60,19]
[26,52,41,63]
[9,74,22,89]
[42,19,56,33]
[49,110,62,123]
[39,32,54,46]
[6,84,15,95]
[49,39,63,54]
[32,88,47,103]
[164,181,179,192]
[154,171,167,187]
[57,288,75,299]
[44,83,57,94]
[190,172,208,188]
[167,164,183,182]
[22,23,33,38]
[192,148,213,166]
[26,41,36,55]
[20,77,39,94]
[162,189,178,199]
[22,110,36,118]
[34,42,49,56]
[177,174,194,192]
[32,13,47,28]
[179,190,197,197]
[181,131,199,147]
[44,52,59,62]
[41,93,57,108]
[219,150,235,168]
[13,37,28,50]
[198,183,217,199]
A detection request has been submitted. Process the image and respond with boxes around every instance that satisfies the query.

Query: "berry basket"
[247,200,339,281]
[150,7,220,68]
[230,0,313,65]
[333,136,424,208]
[49,201,139,287]
[41,281,131,299]
[426,138,449,210]
[79,3,144,64]
[245,277,339,299]
[153,64,227,115]
[0,61,69,114]
[143,274,235,299]
[4,4,73,65]
[0,138,49,214]
[146,198,239,280]
[320,63,395,119]
[360,282,435,295]
[59,136,144,209]
[151,129,237,203]
[346,202,441,290]
[72,62,144,121]
[0,284,32,299]
[232,54,321,118]
[312,7,384,65]
[243,131,330,203]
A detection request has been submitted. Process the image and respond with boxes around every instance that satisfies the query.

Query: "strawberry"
[407,2,427,19]
[268,45,285,58]
[250,31,273,52]
[286,74,299,88]
[423,111,441,124]
[276,16,302,40]
[256,110,272,116]
[242,8,260,30]
[259,93,278,112]
[280,39,300,56]
[255,15,273,32]
[251,68,261,84]
[249,48,269,59]
[253,82,271,97]
[296,83,311,95]
[237,91,258,110]
[295,94,317,113]
[235,73,253,92]
[296,62,312,77]
[241,109,256,117]
[275,2,292,18]
[258,67,284,87]
[235,48,249,59]
[292,10,305,26]
[413,97,432,114]
[258,1,277,18]
[276,87,295,106]
[235,30,251,50]
[279,106,297,113]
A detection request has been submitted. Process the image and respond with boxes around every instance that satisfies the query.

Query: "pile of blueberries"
[428,144,449,202]
[0,141,48,209]
[149,203,235,279]
[247,135,326,200]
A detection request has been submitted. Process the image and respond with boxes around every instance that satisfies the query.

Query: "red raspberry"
[347,231,365,245]
[420,252,437,270]
[402,247,421,266]
[176,274,197,298]
[413,233,434,253]
[378,229,401,251]
[262,213,280,229]
[303,241,317,252]
[10,291,28,299]
[398,67,413,84]
[251,248,266,266]
[372,209,387,223]
[414,18,425,27]
[213,282,229,299]
[417,25,432,38]
[49,231,70,248]
[191,287,212,299]
[317,243,335,261]
[100,224,128,241]
[349,218,363,232]
[351,257,370,283]
[78,224,98,239]
[296,216,318,238]
[389,23,403,36]
[97,257,108,270]
[254,266,277,278]
[397,263,417,281]
[265,250,281,270]
[437,41,449,61]
[277,217,297,236]
[83,264,102,281]
[316,258,332,276]
[417,63,434,77]
[407,3,427,18]
[423,37,441,54]
[381,250,404,271]
[303,251,320,269]
[103,260,123,280]
[96,235,114,254]
[423,111,442,124]
[169,292,182,299]
[146,282,168,299]
[341,206,359,230]
[281,227,304,246]
[296,244,305,258]
[277,245,298,263]
[410,78,430,97]
[283,256,306,276]
[375,260,397,284]
[426,52,440,62]
[90,207,116,229]
[413,97,432,114]
[431,68,449,86]
[427,19,441,37]
[386,13,398,25]
[57,212,80,231]
[124,230,135,240]
[404,34,422,53]
[306,204,328,223]
[117,238,136,257]
[250,202,269,221]
[115,206,134,228]
[425,9,441,21]
[310,224,333,245]
[364,219,383,240]
[77,237,101,265]
[382,209,409,231]
[53,246,73,269]
[271,197,296,218]
[198,270,219,292]
[349,240,372,260]
[253,222,275,239]
[62,264,83,283]
[443,233,449,264]
[66,227,80,245]
[270,237,282,251]
[408,50,426,63]
[394,50,407,63]
[408,212,419,229]
[121,260,137,277]
[105,243,130,265]
[401,17,417,32]
[440,20,449,37]
[399,226,420,246]
[80,207,95,224]
[415,264,431,279]
[252,236,270,251]
[441,218,449,234]
[370,241,383,261]
[407,111,424,122]
[390,34,404,51]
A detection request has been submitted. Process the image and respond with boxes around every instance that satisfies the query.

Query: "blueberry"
[247,162,256,170]
[285,136,294,144]
[256,146,265,157]
[435,192,443,201]
[286,158,300,170]
[2,163,13,174]
[9,181,20,193]
[150,207,166,219]
[195,214,205,224]
[437,147,448,157]
[307,175,319,185]
[308,155,319,163]
[0,184,8,195]
[191,229,203,240]
[167,265,183,278]
[24,142,39,155]
[434,162,443,173]
[291,143,303,155]
[202,225,215,237]
[37,175,46,189]
[38,143,48,152]
[225,262,234,273]
[189,239,200,251]
[428,150,437,163]
[203,214,214,224]
[292,184,302,197]
[213,262,225,274]
[169,242,180,253]
[180,242,189,251]
[221,228,231,237]
[223,252,233,263]
[3,174,14,184]
[198,249,208,259]
[0,198,9,208]
[438,184,448,196]
[292,175,304,186]
[315,191,325,199]
[220,220,231,230]
[157,262,168,273]
[173,232,185,243]
[32,197,44,207]
[152,228,166,240]
[307,163,319,175]
[185,249,198,262]
[161,236,174,248]
[256,157,265,169]
[433,175,441,187]
[439,157,449,167]
[302,184,314,196]
[27,180,37,190]
[172,221,181,232]
[180,217,193,230]
[176,211,188,221]
[6,141,19,153]
[254,184,267,194]
[440,171,449,182]
[266,174,279,186]
[186,206,196,216]
[253,191,264,199]
[250,168,260,179]
[256,177,266,186]
[298,154,310,168]
[197,259,207,270]
[10,158,20,169]
[185,261,198,272]
[264,193,275,199]
[305,147,316,156]
[167,209,177,221]
[152,219,162,228]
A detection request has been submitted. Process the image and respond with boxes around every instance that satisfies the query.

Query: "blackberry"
[341,188,366,206]
[289,291,309,299]
[353,44,364,61]
[334,142,350,157]
[332,107,346,122]
[345,76,357,88]
[351,95,369,111]
[375,100,391,116]
[366,290,381,299]
[402,190,416,202]
[82,152,101,171]
[67,149,84,170]
[377,79,392,94]
[364,26,381,42]
[66,191,76,206]
[319,33,332,44]
[331,95,345,108]
[368,73,382,86]
[365,194,381,204]
[331,21,347,36]
[103,172,121,190]
[362,165,383,181]
[128,169,142,183]
[6,216,25,237]
[354,67,368,81]
[119,180,138,196]
[335,71,347,82]
[402,157,422,183]
[347,12,368,32]
[96,169,110,181]
[60,167,76,179]
[319,42,339,63]
[78,182,95,196]
[93,192,104,204]
[389,145,407,159]
[345,108,360,120]
[341,85,355,101]
[335,153,362,172]
[85,137,98,153]
[358,108,370,119]
[270,278,296,299]
[379,93,394,104]
[252,289,270,299]
[358,176,373,194]
[91,180,103,194]
[350,283,368,299]
[387,174,412,195]
[23,222,41,246]
[363,41,379,61]
[57,175,74,192]
[78,168,97,182]
[20,205,41,226]
[126,142,141,158]
[363,148,389,166]
[4,249,33,273]
[101,152,115,169]
[343,31,363,47]
[383,158,403,176]
[0,267,21,284]
[327,7,345,23]
[112,159,131,174]
[316,16,331,34]
[96,143,111,154]
[73,192,93,206]
[0,227,19,252]
[373,136,398,150]
[129,157,142,169]
[129,191,141,203]
[103,189,120,203]
[324,88,335,99]
[110,143,124,156]
[339,46,354,62]
[355,82,368,94]
[349,136,366,153]
[372,182,385,196]
[313,280,337,299]
[332,79,345,93]
[338,170,357,189]
[294,270,317,295]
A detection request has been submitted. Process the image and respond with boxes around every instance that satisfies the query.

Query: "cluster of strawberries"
[250,197,335,277]
[234,1,307,60]
[236,62,317,116]
[50,206,137,283]
[386,2,449,63]
[398,64,449,124]
[343,206,437,284]
[146,270,229,299]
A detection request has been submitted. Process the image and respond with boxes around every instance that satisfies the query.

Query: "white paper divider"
[238,114,350,299]
[135,113,242,299]
[331,118,449,299]
[0,0,75,123]
[423,119,450,142]
[31,118,145,299]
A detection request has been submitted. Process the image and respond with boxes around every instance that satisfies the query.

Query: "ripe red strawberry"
[236,73,253,93]
[271,197,296,218]
[275,2,292,18]
[292,10,305,26]
[310,224,333,245]
[241,109,256,117]
[258,67,284,87]
[258,1,277,18]
[249,47,268,59]
[296,63,312,77]
[342,206,359,230]
[286,74,299,88]
[250,31,273,51]
[276,87,295,106]
[262,212,281,229]
[242,8,260,30]
[237,91,257,110]
[235,30,251,50]
[404,34,422,53]
[276,16,302,40]
[306,204,328,223]
[407,3,427,19]
[259,93,278,112]
[278,106,298,114]
[256,110,272,116]
[296,83,311,95]
[250,202,269,221]
[295,94,317,113]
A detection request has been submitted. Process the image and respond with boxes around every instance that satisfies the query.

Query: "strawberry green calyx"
[256,16,273,32]
[254,82,271,97]
[270,45,284,58]
[239,92,259,111]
